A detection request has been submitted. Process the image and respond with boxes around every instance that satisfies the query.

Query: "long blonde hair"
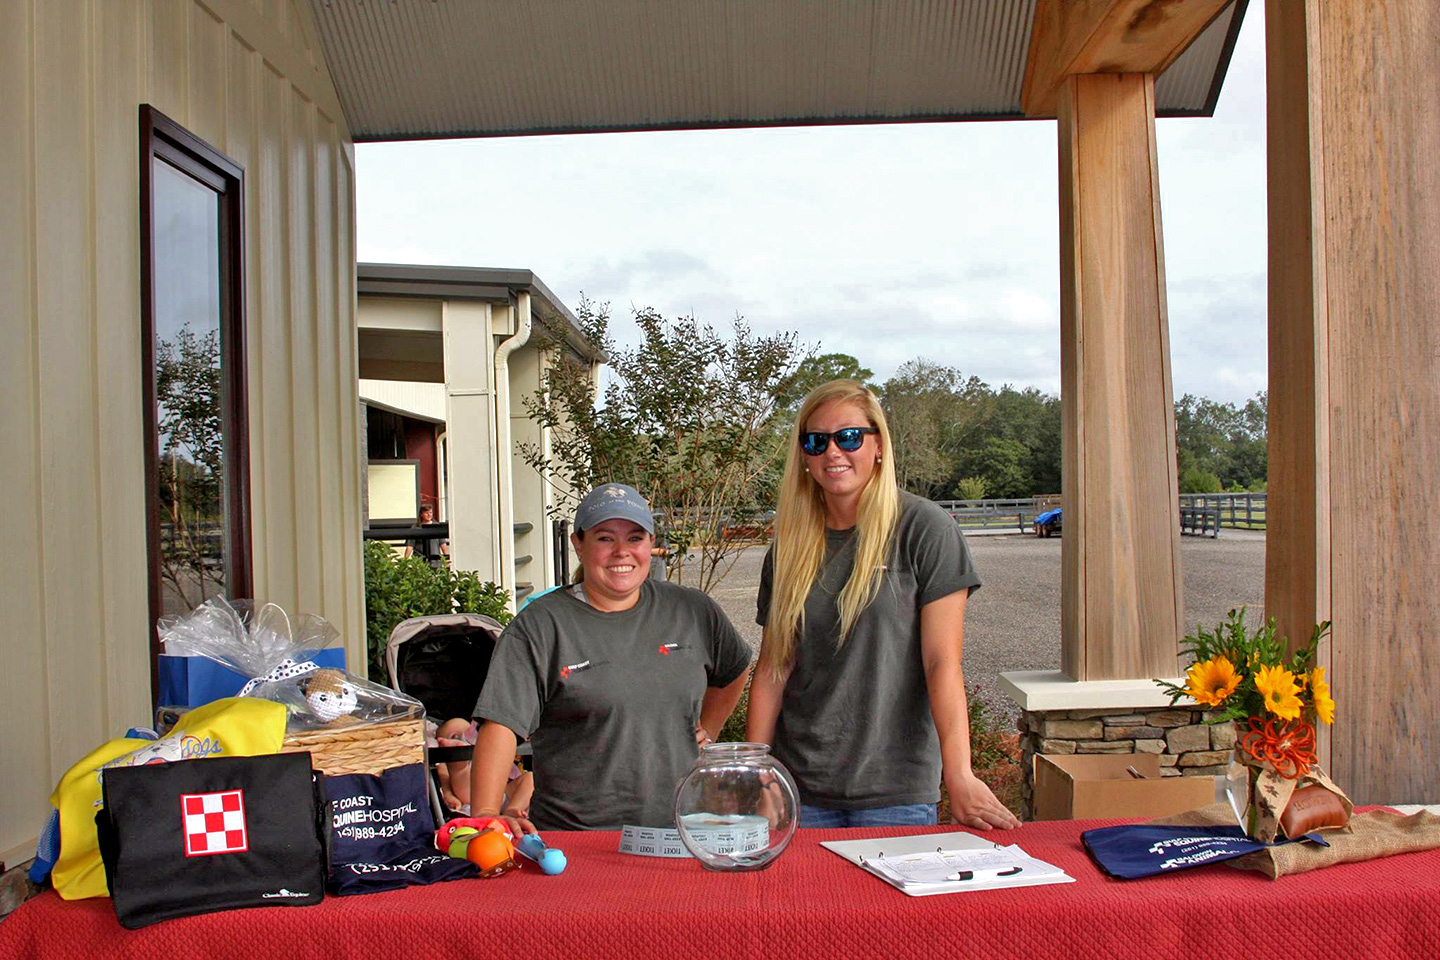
[760,380,899,678]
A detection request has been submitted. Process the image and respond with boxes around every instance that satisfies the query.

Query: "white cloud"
[357,7,1268,406]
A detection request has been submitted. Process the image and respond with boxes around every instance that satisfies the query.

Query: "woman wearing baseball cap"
[469,483,752,834]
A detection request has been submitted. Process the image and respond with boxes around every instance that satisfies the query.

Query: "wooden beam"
[1263,0,1331,768]
[1022,0,1233,117]
[1266,0,1440,804]
[1057,73,1184,681]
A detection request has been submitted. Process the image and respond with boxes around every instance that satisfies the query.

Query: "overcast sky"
[357,8,1267,407]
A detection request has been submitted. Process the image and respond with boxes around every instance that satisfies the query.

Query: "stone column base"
[1001,671,1234,820]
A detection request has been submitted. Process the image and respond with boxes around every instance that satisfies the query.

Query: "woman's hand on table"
[947,771,1021,831]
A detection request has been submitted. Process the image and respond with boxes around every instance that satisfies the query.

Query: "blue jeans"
[800,802,938,828]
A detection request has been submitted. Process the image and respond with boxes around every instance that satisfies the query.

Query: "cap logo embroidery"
[604,486,627,498]
[181,789,249,857]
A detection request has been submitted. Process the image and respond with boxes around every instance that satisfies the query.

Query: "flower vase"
[1222,728,1264,837]
[1243,761,1263,838]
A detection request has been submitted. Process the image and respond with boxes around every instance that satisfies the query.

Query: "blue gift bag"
[158,649,347,708]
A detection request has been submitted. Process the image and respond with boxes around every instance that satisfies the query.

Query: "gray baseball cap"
[574,483,655,535]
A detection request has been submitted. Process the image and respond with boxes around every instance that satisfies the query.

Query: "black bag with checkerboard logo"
[95,752,330,928]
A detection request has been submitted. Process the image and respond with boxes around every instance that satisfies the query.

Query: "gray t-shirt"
[476,579,752,830]
[756,492,981,809]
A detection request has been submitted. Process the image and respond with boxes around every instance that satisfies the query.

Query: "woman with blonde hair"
[747,379,1018,830]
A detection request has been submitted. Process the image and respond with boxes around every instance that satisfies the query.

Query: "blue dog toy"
[516,833,567,875]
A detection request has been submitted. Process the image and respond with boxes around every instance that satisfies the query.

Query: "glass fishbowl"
[673,742,799,871]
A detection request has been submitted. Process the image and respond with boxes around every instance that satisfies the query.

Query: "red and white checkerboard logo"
[181,790,249,857]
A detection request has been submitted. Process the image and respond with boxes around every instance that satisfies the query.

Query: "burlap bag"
[1155,803,1440,879]
[1245,763,1353,843]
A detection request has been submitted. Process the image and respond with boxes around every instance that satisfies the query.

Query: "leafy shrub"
[363,540,512,678]
[955,476,988,501]
[967,685,1010,769]
[1180,466,1224,494]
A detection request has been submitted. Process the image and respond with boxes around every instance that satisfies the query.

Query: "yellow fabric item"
[49,697,288,900]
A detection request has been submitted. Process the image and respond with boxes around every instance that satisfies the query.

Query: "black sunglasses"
[800,426,879,456]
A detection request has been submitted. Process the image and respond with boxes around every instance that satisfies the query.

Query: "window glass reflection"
[152,157,227,615]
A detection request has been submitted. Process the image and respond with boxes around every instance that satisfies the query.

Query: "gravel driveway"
[699,529,1267,727]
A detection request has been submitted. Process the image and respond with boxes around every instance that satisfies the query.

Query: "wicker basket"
[280,715,425,776]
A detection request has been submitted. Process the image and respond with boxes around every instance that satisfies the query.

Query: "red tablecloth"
[4,817,1439,959]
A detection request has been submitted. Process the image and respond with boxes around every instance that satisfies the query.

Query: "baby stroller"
[384,612,507,824]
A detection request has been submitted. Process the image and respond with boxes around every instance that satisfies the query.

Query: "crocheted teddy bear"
[304,668,359,724]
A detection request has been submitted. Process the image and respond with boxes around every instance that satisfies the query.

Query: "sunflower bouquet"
[1156,609,1348,841]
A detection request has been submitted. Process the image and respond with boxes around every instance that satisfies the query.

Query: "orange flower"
[1183,656,1241,707]
[1310,666,1335,725]
[1254,664,1303,721]
[1239,716,1317,779]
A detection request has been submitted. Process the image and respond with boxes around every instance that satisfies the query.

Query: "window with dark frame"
[139,105,252,704]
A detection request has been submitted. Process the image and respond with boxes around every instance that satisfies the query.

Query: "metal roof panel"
[307,0,1243,141]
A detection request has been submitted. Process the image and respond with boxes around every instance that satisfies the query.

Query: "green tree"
[773,352,875,412]
[1174,391,1267,490]
[522,297,806,591]
[970,437,1033,499]
[945,383,1059,499]
[880,360,989,498]
[155,324,225,611]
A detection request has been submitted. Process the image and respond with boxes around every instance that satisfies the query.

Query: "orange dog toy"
[435,817,519,877]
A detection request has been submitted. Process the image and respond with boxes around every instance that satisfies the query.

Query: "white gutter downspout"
[493,290,532,613]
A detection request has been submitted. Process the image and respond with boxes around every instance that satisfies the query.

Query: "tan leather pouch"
[1279,784,1351,838]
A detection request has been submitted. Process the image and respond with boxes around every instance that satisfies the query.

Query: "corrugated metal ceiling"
[307,0,1246,142]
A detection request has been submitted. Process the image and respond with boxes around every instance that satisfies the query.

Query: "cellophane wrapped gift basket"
[162,598,425,775]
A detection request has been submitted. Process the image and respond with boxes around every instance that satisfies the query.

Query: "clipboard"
[820,832,1075,897]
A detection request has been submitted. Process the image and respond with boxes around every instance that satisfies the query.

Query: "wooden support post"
[1058,73,1184,681]
[1265,0,1440,802]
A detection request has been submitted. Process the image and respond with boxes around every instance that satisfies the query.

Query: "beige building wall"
[441,300,502,584]
[0,0,361,862]
[357,287,589,602]
[507,343,549,597]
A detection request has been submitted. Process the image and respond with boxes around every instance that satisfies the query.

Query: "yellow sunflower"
[1184,656,1241,707]
[1310,666,1335,725]
[1254,663,1303,721]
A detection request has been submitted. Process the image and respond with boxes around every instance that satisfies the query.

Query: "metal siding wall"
[257,63,300,608]
[93,0,153,781]
[34,0,109,799]
[289,91,323,616]
[314,113,347,650]
[0,0,49,865]
[0,0,358,862]
[337,147,363,664]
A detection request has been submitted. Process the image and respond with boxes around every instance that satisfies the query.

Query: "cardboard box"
[158,648,347,709]
[1032,753,1219,821]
